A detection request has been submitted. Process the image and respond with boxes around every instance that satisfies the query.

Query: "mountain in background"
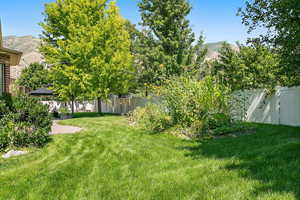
[3,35,43,80]
[3,35,235,80]
[205,41,238,60]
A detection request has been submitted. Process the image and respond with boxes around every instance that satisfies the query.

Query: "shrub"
[130,76,233,138]
[59,107,70,115]
[12,94,52,130]
[0,93,13,117]
[129,103,172,133]
[207,113,231,130]
[0,128,9,150]
[0,100,8,117]
[159,76,231,136]
[0,94,52,151]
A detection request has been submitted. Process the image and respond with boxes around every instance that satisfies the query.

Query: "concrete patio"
[50,120,82,135]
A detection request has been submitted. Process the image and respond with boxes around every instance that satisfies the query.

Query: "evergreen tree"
[138,0,207,82]
[17,62,50,92]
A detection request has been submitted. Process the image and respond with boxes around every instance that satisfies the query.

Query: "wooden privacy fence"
[99,96,159,114]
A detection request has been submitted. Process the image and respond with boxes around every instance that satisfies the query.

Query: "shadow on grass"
[72,112,121,119]
[182,124,300,199]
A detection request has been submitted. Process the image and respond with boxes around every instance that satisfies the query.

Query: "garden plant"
[0,94,52,151]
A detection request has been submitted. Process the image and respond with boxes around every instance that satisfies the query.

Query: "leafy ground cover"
[0,113,299,200]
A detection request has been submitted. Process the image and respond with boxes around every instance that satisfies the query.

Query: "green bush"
[0,93,13,117]
[59,107,70,115]
[207,113,231,130]
[130,104,172,133]
[130,76,233,138]
[0,94,52,151]
[12,94,52,130]
[160,76,231,136]
[0,100,8,117]
[0,128,9,150]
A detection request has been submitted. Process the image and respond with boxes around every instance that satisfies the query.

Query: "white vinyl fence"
[42,86,300,126]
[241,86,300,126]
[42,96,159,114]
[42,101,97,113]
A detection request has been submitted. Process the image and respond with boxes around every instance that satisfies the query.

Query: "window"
[0,63,3,96]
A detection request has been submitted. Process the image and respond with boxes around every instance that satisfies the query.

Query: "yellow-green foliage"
[130,104,172,133]
[131,76,232,137]
[40,0,134,101]
[160,76,231,134]
[212,42,280,92]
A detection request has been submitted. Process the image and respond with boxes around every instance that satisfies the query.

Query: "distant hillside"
[3,35,43,80]
[205,41,238,60]
[3,36,235,80]
[3,35,40,54]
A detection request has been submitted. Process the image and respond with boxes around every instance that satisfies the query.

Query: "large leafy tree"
[138,0,207,84]
[212,42,280,92]
[89,2,134,112]
[17,62,50,92]
[40,0,133,114]
[239,0,300,86]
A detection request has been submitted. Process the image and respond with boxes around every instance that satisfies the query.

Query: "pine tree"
[17,62,50,92]
[138,0,207,81]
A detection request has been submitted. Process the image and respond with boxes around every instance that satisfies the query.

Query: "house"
[0,20,22,96]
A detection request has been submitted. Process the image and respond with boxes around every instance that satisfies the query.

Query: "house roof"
[0,47,22,66]
[0,19,22,66]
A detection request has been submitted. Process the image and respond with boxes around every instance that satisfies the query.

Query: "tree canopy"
[239,0,300,86]
[16,62,50,92]
[40,0,134,112]
[137,0,207,86]
[212,42,280,92]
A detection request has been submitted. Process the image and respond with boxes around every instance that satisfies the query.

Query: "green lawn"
[1,114,300,200]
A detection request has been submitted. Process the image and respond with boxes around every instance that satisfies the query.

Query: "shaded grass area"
[72,112,121,118]
[0,115,299,199]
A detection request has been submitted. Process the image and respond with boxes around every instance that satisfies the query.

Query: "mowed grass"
[1,114,300,200]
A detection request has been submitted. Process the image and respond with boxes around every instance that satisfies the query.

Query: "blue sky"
[0,0,257,43]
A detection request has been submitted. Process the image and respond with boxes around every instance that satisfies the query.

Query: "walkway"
[50,120,82,135]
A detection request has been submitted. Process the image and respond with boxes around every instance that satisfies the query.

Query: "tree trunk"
[97,97,102,115]
[145,86,148,97]
[71,99,75,116]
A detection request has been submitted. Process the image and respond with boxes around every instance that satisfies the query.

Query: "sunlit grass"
[1,114,299,200]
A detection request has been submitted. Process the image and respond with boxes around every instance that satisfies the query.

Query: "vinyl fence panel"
[235,87,300,126]
[279,87,300,126]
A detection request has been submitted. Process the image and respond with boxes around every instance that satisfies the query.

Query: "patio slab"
[50,120,82,135]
